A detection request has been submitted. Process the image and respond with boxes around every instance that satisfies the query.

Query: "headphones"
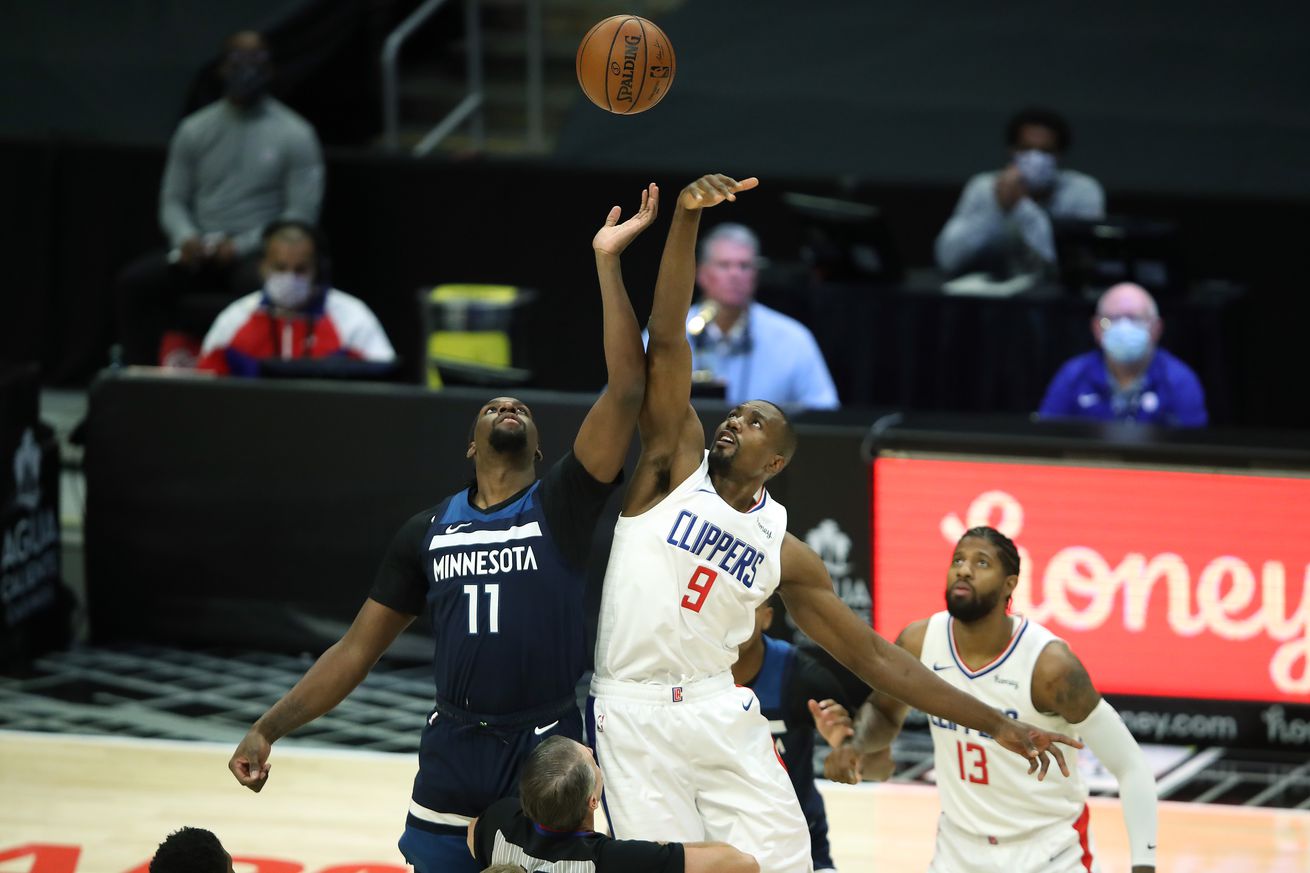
[261,219,332,290]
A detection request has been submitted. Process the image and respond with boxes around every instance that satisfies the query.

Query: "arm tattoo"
[1052,653,1098,721]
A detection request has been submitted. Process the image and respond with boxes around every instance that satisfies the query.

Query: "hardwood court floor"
[2,732,1307,873]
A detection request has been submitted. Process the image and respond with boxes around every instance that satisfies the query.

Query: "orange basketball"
[575,15,676,115]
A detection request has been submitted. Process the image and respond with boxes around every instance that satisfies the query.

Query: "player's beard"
[945,585,1004,623]
[488,425,529,456]
[707,444,734,477]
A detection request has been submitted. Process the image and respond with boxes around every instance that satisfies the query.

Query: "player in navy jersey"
[227,183,661,873]
[731,596,854,872]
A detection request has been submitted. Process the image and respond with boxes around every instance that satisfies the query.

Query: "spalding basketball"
[576,15,676,115]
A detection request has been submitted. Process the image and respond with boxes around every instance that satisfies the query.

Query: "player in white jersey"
[822,526,1158,873]
[590,174,1082,873]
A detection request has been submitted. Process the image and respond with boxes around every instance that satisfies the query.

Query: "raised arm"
[623,174,759,513]
[777,533,1080,779]
[228,597,414,791]
[643,175,758,450]
[572,183,659,483]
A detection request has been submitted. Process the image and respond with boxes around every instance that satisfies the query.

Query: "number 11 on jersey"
[463,583,500,633]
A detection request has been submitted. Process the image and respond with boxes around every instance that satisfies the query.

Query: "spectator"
[150,828,233,873]
[197,221,394,377]
[935,107,1104,277]
[679,223,839,409]
[1038,282,1207,426]
[731,596,853,873]
[115,30,325,366]
[468,736,758,873]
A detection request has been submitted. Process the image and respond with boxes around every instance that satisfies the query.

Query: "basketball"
[575,15,676,115]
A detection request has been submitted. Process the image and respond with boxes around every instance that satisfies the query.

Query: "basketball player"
[150,827,233,873]
[589,174,1081,873]
[227,183,661,873]
[822,527,1158,872]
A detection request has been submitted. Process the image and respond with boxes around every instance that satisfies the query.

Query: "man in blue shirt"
[1038,282,1207,427]
[683,223,839,409]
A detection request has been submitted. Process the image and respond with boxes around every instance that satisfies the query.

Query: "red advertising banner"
[872,456,1310,704]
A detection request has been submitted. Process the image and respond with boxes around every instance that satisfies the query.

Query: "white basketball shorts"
[930,808,1100,873]
[588,672,813,873]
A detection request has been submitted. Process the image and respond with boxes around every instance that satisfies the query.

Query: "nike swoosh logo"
[533,720,559,736]
[932,663,954,672]
[742,698,753,711]
[1147,844,1156,850]
[446,522,473,534]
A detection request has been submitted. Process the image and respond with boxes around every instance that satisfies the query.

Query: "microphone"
[687,300,719,337]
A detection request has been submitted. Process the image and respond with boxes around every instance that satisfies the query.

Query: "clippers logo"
[672,686,684,703]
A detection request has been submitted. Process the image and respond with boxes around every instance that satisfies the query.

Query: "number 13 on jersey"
[957,740,989,784]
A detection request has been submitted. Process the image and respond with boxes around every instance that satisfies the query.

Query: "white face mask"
[265,271,313,309]
[1014,149,1058,191]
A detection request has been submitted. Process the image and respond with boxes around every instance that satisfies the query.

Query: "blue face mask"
[1101,319,1152,364]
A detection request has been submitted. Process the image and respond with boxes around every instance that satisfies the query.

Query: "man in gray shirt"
[935,107,1104,278]
[114,31,324,365]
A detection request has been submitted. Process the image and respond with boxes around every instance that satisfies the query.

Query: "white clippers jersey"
[920,612,1087,838]
[594,452,786,685]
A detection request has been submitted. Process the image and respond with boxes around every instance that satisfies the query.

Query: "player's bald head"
[756,400,797,461]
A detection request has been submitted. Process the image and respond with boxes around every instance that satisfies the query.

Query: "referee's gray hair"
[519,737,595,831]
[698,222,761,264]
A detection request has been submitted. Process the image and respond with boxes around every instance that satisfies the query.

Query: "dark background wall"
[2,141,1303,426]
[0,0,390,146]
[557,0,1310,199]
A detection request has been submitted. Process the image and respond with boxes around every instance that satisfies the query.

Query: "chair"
[418,284,537,388]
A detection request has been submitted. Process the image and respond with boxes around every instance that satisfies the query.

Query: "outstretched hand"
[993,719,1083,781]
[678,173,759,211]
[807,698,853,748]
[593,182,660,256]
[823,744,895,784]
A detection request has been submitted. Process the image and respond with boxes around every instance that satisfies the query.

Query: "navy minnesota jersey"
[370,453,618,716]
